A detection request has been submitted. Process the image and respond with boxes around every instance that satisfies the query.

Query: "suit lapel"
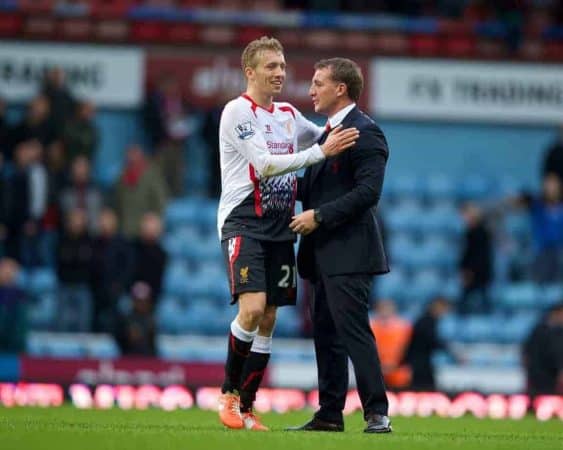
[309,107,360,187]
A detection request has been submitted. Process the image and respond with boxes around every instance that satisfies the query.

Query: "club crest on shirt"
[284,119,293,139]
[235,121,255,140]
[240,266,249,284]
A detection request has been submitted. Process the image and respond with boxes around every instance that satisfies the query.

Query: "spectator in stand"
[90,208,134,333]
[369,299,412,389]
[542,123,563,183]
[3,140,48,267]
[59,155,103,233]
[522,302,563,396]
[404,296,453,391]
[201,101,223,198]
[458,203,493,315]
[115,281,156,356]
[0,97,10,160]
[0,151,8,256]
[56,208,94,332]
[10,95,56,156]
[44,141,68,216]
[0,258,26,352]
[132,213,167,302]
[114,145,168,238]
[41,67,76,138]
[513,174,563,283]
[62,100,99,163]
[144,74,196,196]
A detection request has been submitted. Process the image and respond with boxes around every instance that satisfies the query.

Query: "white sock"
[250,335,272,354]
[230,319,258,343]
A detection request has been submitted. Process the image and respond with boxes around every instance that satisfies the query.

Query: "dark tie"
[325,122,331,133]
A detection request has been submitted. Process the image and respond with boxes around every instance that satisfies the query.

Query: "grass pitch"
[1,406,561,450]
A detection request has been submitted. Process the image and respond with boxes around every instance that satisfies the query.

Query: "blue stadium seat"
[27,293,57,330]
[384,174,423,202]
[386,203,423,235]
[27,267,58,295]
[163,262,190,297]
[156,296,184,334]
[417,204,463,236]
[498,282,541,310]
[165,199,203,229]
[275,307,301,337]
[87,337,120,359]
[495,312,539,343]
[374,269,407,303]
[424,173,456,202]
[458,315,496,343]
[458,174,491,201]
[410,269,443,304]
[540,284,563,307]
[437,314,458,341]
[46,338,85,358]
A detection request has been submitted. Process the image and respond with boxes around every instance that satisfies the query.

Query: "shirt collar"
[328,103,356,129]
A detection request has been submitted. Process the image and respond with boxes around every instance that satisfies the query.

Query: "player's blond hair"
[241,36,284,72]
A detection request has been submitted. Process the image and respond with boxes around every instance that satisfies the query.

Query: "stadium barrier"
[1,383,561,421]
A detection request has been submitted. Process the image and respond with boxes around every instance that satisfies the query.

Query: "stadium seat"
[27,268,58,295]
[386,203,423,235]
[458,174,491,201]
[540,284,563,307]
[410,269,443,304]
[87,336,120,358]
[274,307,301,338]
[424,173,457,202]
[495,312,539,343]
[384,174,423,203]
[498,282,541,310]
[45,337,85,358]
[27,293,57,330]
[373,268,407,303]
[163,262,190,297]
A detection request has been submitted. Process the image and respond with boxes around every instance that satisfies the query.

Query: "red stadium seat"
[410,34,440,56]
[18,0,55,14]
[544,41,563,61]
[130,20,167,42]
[0,13,23,36]
[443,35,476,58]
[237,27,270,45]
[59,18,92,40]
[166,23,199,43]
[90,0,136,19]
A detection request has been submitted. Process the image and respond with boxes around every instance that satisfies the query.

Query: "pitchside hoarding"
[370,58,563,124]
[0,41,144,107]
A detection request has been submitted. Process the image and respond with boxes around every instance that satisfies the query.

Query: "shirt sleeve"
[294,107,324,150]
[221,102,325,178]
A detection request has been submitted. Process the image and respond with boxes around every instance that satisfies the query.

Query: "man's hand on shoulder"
[289,209,319,235]
[320,125,359,157]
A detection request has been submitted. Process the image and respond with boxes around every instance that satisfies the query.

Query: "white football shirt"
[217,94,324,241]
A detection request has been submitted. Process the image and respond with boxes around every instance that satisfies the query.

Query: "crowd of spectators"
[0,68,170,352]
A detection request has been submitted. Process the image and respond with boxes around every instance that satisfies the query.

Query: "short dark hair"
[314,58,364,102]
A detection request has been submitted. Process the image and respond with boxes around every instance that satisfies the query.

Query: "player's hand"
[289,210,319,236]
[320,125,359,157]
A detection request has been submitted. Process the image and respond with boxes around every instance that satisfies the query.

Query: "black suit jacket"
[297,106,389,280]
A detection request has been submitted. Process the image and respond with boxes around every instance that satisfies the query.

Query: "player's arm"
[293,107,324,150]
[223,104,357,177]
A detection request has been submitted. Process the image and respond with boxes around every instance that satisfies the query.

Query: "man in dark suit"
[287,58,391,434]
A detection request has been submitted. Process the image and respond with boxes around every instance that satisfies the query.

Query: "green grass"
[1,406,561,450]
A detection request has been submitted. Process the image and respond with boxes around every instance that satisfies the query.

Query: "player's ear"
[244,66,254,80]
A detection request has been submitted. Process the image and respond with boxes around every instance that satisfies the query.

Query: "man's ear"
[336,82,347,98]
[244,66,254,81]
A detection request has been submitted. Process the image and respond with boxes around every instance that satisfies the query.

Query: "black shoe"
[285,417,344,432]
[364,414,392,433]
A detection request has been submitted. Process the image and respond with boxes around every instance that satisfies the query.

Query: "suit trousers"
[312,272,388,422]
